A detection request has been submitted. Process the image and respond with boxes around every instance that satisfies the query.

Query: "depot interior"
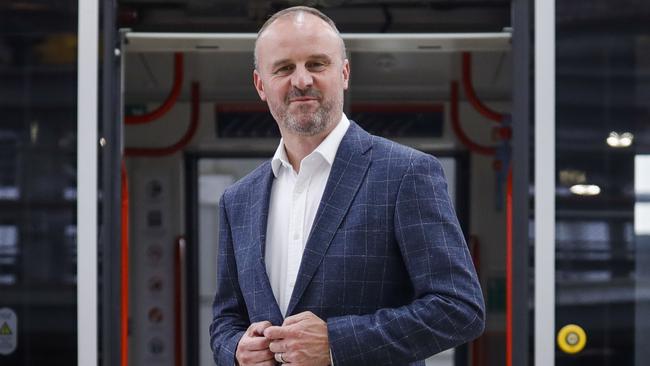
[121,3,512,366]
[3,0,650,366]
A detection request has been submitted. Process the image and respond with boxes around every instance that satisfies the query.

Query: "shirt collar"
[271,113,350,177]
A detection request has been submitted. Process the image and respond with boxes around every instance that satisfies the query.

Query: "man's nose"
[291,66,313,90]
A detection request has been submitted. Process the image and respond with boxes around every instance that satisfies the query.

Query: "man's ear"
[253,69,267,101]
[342,59,350,90]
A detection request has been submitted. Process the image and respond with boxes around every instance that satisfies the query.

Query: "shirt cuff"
[329,348,334,366]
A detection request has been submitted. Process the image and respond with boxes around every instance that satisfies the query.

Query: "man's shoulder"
[367,133,437,168]
[348,121,428,163]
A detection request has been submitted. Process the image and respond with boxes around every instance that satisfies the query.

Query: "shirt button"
[289,281,295,288]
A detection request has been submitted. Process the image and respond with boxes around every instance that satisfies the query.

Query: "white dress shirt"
[265,114,350,316]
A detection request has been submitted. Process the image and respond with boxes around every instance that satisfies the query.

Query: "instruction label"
[0,307,17,355]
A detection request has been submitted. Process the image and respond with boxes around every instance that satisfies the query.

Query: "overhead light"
[606,131,634,148]
[570,184,601,196]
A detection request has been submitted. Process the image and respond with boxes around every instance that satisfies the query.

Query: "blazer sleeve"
[327,154,485,365]
[209,194,248,366]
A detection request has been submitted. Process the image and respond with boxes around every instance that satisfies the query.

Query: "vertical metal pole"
[535,0,556,365]
[511,0,531,365]
[185,154,200,366]
[78,0,99,364]
[102,2,123,365]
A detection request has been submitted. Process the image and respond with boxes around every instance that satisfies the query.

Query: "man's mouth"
[289,97,318,103]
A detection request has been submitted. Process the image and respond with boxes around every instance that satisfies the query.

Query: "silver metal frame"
[511,0,531,364]
[123,32,511,53]
[535,1,556,365]
[77,0,99,364]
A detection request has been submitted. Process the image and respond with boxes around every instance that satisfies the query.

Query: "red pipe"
[125,82,200,157]
[174,236,185,366]
[506,167,513,366]
[450,81,496,156]
[461,52,505,123]
[120,160,130,366]
[125,53,184,125]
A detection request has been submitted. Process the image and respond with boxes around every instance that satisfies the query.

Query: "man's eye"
[308,62,327,71]
[275,65,293,74]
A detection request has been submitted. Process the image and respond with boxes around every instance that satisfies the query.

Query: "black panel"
[0,1,79,365]
[351,104,444,138]
[215,103,444,139]
[99,0,122,365]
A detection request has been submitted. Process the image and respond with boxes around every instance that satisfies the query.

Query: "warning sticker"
[0,308,17,355]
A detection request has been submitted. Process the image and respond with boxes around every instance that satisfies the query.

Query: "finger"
[241,349,274,364]
[282,311,313,326]
[241,335,271,351]
[252,360,276,366]
[249,321,273,336]
[263,325,290,340]
[268,340,288,353]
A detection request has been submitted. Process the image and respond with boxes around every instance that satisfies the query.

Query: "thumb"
[249,321,272,336]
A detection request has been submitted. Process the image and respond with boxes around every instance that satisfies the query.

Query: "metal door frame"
[534,1,556,366]
[511,0,533,365]
[77,0,99,364]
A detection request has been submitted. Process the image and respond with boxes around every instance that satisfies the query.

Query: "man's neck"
[282,119,340,173]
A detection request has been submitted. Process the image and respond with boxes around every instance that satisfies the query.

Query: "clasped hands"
[235,311,331,366]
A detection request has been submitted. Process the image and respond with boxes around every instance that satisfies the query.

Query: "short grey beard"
[280,100,336,137]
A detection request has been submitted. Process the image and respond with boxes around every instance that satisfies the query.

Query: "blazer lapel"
[249,163,283,324]
[286,122,373,315]
[250,163,274,258]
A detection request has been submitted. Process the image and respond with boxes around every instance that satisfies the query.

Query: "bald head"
[254,6,346,70]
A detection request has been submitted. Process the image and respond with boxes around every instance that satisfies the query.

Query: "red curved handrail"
[450,81,496,156]
[125,53,184,125]
[462,52,505,123]
[125,82,200,157]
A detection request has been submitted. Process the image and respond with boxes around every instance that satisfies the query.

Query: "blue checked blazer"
[210,121,485,365]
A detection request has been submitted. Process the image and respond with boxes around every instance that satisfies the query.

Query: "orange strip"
[506,168,513,366]
[120,160,130,366]
[174,237,184,366]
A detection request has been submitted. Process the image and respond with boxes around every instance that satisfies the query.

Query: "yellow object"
[0,322,11,335]
[557,324,587,354]
[34,33,77,64]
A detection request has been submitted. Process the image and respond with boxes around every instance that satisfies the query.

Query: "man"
[210,6,484,366]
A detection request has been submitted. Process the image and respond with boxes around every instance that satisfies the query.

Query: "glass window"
[0,1,78,364]
[555,1,650,364]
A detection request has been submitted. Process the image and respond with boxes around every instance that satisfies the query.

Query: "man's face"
[253,13,350,137]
